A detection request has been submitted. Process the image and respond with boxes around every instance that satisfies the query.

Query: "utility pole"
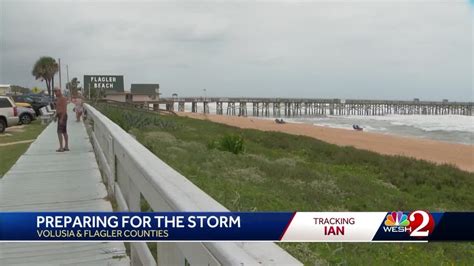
[58,58,62,91]
[66,64,71,100]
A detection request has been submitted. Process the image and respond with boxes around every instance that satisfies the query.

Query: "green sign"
[83,75,124,92]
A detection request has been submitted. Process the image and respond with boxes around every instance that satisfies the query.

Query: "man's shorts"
[57,114,68,134]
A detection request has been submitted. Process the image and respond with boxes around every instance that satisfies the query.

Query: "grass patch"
[0,143,32,177]
[96,104,474,265]
[0,120,46,177]
[0,120,45,144]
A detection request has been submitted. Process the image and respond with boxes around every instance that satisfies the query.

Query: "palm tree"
[66,77,81,97]
[32,57,58,100]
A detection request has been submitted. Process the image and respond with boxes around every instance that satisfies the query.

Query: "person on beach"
[54,88,69,152]
[74,92,84,122]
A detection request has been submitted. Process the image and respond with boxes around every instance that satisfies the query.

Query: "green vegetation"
[10,85,32,94]
[96,104,474,265]
[208,134,245,154]
[98,104,178,131]
[66,77,82,97]
[32,56,58,99]
[0,143,31,178]
[0,121,46,177]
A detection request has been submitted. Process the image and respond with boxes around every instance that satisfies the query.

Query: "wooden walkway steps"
[0,105,130,265]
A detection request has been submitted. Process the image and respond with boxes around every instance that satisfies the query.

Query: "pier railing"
[84,103,301,266]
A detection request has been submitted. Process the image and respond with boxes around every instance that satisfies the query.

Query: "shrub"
[217,134,245,154]
[207,140,219,150]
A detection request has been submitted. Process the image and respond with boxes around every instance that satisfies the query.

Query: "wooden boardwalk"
[0,106,130,265]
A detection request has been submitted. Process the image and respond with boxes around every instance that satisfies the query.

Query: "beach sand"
[178,112,474,172]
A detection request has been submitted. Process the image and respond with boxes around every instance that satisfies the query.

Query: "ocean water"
[288,115,473,145]
[158,103,474,145]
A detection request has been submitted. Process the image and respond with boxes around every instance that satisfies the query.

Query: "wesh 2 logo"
[383,210,435,237]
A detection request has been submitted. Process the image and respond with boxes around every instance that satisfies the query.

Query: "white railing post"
[127,178,141,212]
[157,243,186,266]
[107,136,115,195]
[127,178,141,265]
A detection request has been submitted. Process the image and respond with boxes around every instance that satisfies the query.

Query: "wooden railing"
[84,103,301,266]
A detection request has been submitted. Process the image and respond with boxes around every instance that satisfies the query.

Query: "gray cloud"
[0,0,472,101]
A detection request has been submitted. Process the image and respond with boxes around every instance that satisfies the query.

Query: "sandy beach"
[178,112,474,172]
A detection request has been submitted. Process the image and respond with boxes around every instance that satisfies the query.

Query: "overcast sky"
[0,0,472,100]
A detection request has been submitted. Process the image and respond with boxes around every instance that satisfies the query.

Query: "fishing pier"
[154,97,473,117]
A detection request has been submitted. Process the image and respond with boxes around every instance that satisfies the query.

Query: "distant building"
[103,91,131,102]
[103,83,159,103]
[0,84,11,95]
[130,84,160,102]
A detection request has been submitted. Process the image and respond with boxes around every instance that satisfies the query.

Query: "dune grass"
[96,104,474,265]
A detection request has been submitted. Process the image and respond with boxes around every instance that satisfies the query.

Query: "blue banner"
[0,212,472,242]
[0,212,294,241]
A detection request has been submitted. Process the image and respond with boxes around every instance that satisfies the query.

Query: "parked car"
[0,96,19,133]
[12,95,49,116]
[17,105,36,124]
[15,101,33,108]
[25,93,52,104]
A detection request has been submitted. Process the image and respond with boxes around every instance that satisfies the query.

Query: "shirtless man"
[54,88,69,152]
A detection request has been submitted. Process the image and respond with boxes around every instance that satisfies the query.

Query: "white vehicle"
[17,106,36,124]
[0,96,19,133]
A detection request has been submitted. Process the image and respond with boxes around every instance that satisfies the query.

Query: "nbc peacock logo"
[383,211,412,233]
[384,211,410,227]
[382,210,435,237]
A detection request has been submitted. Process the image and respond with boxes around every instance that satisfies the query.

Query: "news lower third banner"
[0,212,472,242]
